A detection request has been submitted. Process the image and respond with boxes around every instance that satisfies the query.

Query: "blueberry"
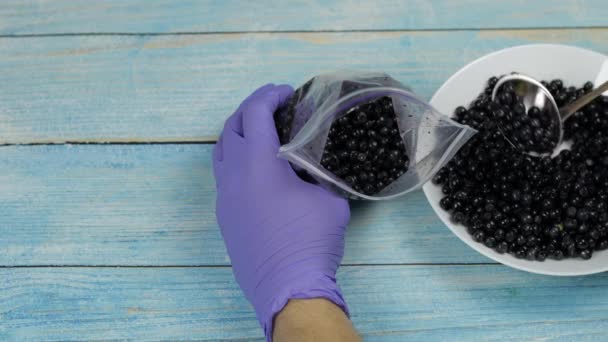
[514,248,526,259]
[516,235,526,246]
[584,81,594,92]
[566,206,577,217]
[564,218,578,231]
[388,150,400,161]
[346,139,358,150]
[550,79,563,90]
[577,236,590,249]
[589,229,600,240]
[368,172,376,182]
[473,230,486,242]
[499,92,513,105]
[520,213,533,224]
[547,225,561,238]
[505,230,516,242]
[522,223,534,235]
[337,150,350,162]
[552,249,564,260]
[536,250,547,261]
[357,111,368,123]
[484,236,497,248]
[513,102,525,116]
[376,115,389,127]
[580,249,592,260]
[526,247,537,260]
[345,175,356,185]
[496,241,509,253]
[526,235,539,247]
[362,184,375,194]
[577,209,590,222]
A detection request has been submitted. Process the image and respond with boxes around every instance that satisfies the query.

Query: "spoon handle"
[560,80,608,121]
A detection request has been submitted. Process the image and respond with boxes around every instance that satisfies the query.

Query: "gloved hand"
[213,84,351,341]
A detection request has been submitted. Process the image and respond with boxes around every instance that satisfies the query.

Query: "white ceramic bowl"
[423,44,608,276]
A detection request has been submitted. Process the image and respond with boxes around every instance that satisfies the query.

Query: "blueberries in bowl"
[434,75,608,261]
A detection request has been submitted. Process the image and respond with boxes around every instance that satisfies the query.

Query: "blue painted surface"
[1,2,608,341]
[0,30,607,143]
[1,0,607,34]
[4,266,608,341]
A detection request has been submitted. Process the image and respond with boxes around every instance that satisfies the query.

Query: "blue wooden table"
[2,1,608,341]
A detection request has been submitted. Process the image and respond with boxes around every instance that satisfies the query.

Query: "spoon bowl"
[492,73,608,155]
[492,74,562,155]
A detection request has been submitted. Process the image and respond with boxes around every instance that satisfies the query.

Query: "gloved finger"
[223,109,244,137]
[213,133,224,162]
[220,127,246,166]
[243,84,294,140]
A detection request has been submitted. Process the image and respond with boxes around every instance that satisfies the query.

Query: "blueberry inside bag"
[274,71,477,200]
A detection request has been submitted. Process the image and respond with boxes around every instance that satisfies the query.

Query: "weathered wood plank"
[3,266,608,341]
[0,29,607,144]
[1,0,607,35]
[0,144,485,266]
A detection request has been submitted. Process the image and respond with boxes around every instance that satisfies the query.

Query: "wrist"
[273,298,360,342]
[256,273,349,341]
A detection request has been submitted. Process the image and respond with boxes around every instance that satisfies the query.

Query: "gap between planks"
[0,263,499,268]
[2,26,608,38]
[0,137,217,146]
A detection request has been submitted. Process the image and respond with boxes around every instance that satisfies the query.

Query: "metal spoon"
[491,73,608,155]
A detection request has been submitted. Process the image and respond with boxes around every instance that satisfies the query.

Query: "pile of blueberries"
[274,79,410,196]
[434,76,608,261]
[319,96,409,196]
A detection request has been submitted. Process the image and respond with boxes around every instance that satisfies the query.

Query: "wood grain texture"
[4,266,608,341]
[1,0,608,35]
[0,144,486,266]
[1,29,607,144]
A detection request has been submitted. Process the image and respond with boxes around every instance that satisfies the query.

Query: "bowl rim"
[423,43,608,276]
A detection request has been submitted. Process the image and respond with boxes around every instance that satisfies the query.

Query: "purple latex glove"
[213,84,350,340]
